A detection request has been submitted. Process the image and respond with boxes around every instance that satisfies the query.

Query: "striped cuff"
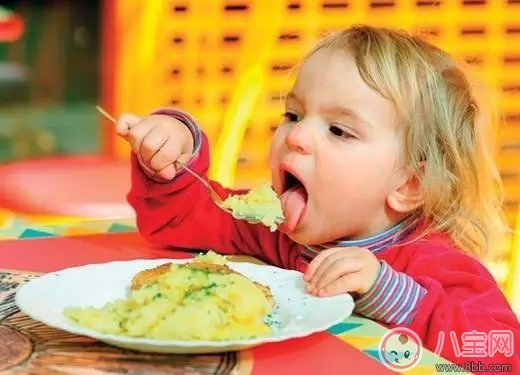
[355,261,426,325]
[139,108,202,183]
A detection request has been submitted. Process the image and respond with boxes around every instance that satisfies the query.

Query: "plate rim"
[15,258,355,348]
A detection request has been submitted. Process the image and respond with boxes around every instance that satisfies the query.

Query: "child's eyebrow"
[323,105,374,130]
[285,92,373,130]
[285,92,303,106]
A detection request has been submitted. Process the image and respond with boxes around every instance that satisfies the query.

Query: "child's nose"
[284,121,313,154]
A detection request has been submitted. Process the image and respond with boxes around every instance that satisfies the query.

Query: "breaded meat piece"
[130,262,172,290]
[130,261,274,306]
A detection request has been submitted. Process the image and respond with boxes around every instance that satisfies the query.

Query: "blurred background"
[0,0,518,310]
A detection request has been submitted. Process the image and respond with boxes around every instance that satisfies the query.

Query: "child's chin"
[285,227,322,246]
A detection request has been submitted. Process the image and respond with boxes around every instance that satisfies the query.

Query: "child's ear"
[387,172,424,214]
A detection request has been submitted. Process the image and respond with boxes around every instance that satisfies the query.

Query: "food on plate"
[221,183,285,231]
[63,251,275,341]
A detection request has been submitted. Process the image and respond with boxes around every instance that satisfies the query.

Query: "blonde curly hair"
[305,25,508,258]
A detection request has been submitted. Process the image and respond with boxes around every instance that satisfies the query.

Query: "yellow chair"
[103,1,288,189]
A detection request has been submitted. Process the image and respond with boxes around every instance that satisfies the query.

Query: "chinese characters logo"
[378,328,515,373]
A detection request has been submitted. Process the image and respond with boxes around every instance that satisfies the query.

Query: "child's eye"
[329,124,355,139]
[282,111,300,123]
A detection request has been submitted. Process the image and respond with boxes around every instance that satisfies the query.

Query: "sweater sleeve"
[386,246,520,374]
[355,261,427,325]
[126,108,301,270]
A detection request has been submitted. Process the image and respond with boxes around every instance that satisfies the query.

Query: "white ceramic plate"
[15,258,355,354]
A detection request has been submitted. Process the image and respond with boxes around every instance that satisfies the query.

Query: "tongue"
[279,186,307,233]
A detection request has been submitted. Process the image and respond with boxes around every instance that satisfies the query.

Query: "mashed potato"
[221,183,284,231]
[63,252,274,341]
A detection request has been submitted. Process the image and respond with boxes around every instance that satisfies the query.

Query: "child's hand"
[116,113,194,180]
[304,247,380,297]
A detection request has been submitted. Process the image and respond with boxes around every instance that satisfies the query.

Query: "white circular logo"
[378,327,423,372]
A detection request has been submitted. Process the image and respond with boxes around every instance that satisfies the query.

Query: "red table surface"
[0,233,395,374]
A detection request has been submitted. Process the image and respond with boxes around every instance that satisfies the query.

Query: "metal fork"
[95,105,258,221]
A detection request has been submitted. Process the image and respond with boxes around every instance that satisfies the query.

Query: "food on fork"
[221,183,285,231]
[63,251,275,341]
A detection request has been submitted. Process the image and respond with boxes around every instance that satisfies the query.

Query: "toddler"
[117,25,520,372]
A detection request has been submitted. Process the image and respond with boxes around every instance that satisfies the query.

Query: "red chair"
[0,156,133,220]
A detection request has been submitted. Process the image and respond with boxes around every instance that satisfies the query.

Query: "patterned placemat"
[0,219,137,240]
[0,269,252,375]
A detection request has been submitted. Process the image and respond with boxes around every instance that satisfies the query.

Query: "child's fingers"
[318,273,361,297]
[313,258,362,291]
[308,251,344,287]
[140,128,170,166]
[154,164,177,181]
[127,121,154,155]
[304,254,326,282]
[304,247,343,281]
[115,114,141,138]
[147,137,182,175]
[154,151,194,181]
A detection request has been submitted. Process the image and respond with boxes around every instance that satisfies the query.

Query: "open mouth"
[279,167,308,233]
[283,171,304,193]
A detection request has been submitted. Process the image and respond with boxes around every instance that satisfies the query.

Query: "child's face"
[269,48,408,245]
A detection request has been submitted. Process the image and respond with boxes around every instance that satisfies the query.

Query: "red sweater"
[128,115,520,374]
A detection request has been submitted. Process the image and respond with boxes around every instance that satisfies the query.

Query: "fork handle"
[174,161,211,190]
